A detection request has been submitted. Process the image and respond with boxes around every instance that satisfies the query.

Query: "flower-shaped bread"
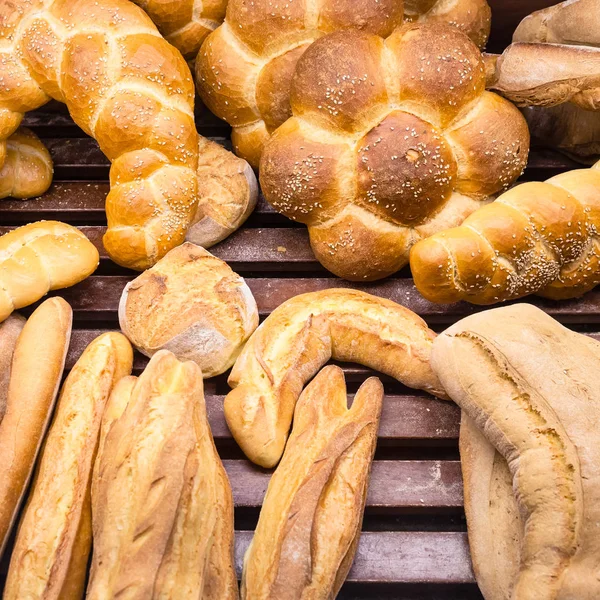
[195,0,491,167]
[260,24,530,281]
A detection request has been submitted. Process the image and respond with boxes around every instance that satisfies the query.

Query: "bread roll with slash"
[0,0,255,269]
[3,332,132,600]
[88,350,237,600]
[0,298,71,559]
[225,288,446,468]
[410,160,600,304]
[119,242,258,378]
[0,221,98,322]
[242,365,383,599]
[432,304,600,600]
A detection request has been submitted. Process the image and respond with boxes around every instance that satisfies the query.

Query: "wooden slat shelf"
[2,2,592,598]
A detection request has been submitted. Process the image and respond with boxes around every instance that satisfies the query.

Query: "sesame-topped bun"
[410,160,600,304]
[259,24,529,281]
[196,0,491,168]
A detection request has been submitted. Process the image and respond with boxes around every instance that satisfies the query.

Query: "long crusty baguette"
[225,288,446,468]
[4,332,132,600]
[0,221,99,322]
[0,128,52,200]
[242,366,383,599]
[432,304,600,600]
[0,298,71,558]
[88,350,237,600]
[410,160,600,304]
[0,314,25,423]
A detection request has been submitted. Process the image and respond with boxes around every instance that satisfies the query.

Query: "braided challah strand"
[410,161,600,304]
[1,0,199,270]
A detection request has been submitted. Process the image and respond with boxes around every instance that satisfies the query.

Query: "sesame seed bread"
[1,0,256,269]
[242,366,383,599]
[87,351,238,600]
[119,242,258,378]
[195,0,491,169]
[0,128,52,200]
[3,332,132,600]
[433,304,600,600]
[0,221,99,322]
[259,24,529,281]
[410,160,600,304]
[224,288,447,468]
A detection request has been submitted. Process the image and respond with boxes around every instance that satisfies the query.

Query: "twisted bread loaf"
[131,0,227,61]
[1,0,199,269]
[410,161,600,304]
[88,351,237,600]
[242,366,382,599]
[0,221,98,322]
[0,128,52,199]
[260,24,529,281]
[196,0,491,168]
[225,288,446,468]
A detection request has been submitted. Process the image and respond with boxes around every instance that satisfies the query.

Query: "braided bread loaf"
[0,128,52,199]
[410,161,600,304]
[259,24,529,281]
[0,221,99,322]
[131,0,227,61]
[1,0,199,270]
[196,0,491,168]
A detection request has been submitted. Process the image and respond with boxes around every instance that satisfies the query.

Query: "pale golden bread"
[259,24,529,280]
[0,128,52,199]
[119,243,258,378]
[242,366,383,599]
[196,0,491,168]
[131,0,228,60]
[0,221,99,322]
[410,160,600,304]
[0,298,71,559]
[432,304,600,600]
[88,350,237,600]
[4,332,132,600]
[225,288,446,468]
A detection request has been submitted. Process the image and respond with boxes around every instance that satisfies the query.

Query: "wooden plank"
[225,460,463,509]
[44,276,600,324]
[234,531,475,584]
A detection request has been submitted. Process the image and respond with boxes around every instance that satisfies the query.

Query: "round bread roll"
[119,243,258,378]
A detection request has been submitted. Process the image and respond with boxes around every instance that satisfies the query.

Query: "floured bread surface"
[119,242,258,378]
[433,304,600,600]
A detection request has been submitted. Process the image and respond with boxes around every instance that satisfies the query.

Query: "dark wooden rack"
[0,2,593,598]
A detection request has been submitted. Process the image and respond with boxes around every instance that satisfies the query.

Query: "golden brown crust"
[4,331,132,600]
[410,160,600,304]
[242,366,383,599]
[0,128,52,199]
[259,24,529,280]
[433,305,600,600]
[119,243,258,378]
[0,221,99,321]
[196,0,492,168]
[225,288,446,468]
[88,350,237,600]
[0,313,25,424]
[0,299,71,558]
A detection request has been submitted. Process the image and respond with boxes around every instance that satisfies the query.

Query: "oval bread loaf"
[119,242,258,378]
[0,221,99,322]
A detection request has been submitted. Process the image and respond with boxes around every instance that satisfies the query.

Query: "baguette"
[0,221,99,322]
[225,288,446,468]
[242,366,382,599]
[0,128,53,200]
[0,298,71,558]
[432,304,600,600]
[119,243,258,378]
[410,160,600,304]
[0,314,25,423]
[88,350,237,600]
[4,332,133,600]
